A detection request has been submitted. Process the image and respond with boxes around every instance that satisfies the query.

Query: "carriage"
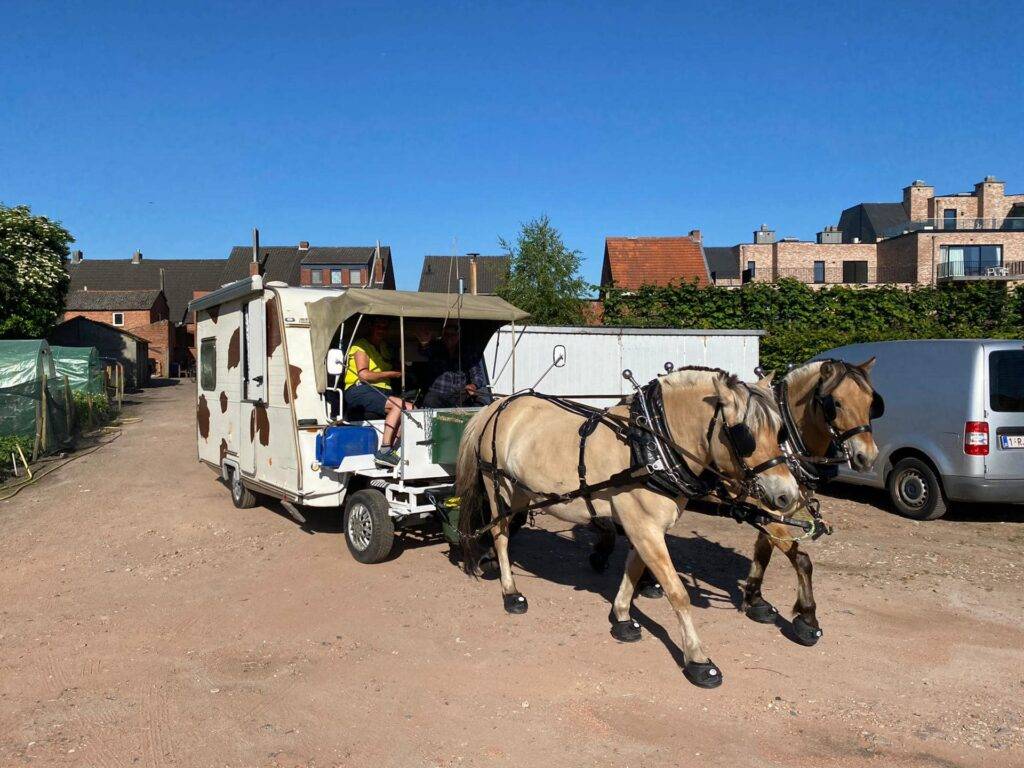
[189,275,527,562]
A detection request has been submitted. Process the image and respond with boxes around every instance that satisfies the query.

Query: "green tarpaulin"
[0,339,72,451]
[52,346,105,395]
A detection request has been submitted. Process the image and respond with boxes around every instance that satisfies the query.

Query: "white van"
[816,339,1024,519]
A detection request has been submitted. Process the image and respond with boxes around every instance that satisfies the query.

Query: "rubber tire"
[887,457,948,521]
[229,467,258,509]
[344,489,395,564]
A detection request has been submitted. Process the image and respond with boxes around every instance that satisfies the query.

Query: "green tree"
[497,215,590,325]
[0,205,72,339]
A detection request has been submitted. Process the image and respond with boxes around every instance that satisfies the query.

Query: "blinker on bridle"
[813,370,885,446]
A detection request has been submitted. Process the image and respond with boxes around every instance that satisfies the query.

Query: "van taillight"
[964,421,989,456]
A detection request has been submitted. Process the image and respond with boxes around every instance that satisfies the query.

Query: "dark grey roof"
[703,247,739,279]
[68,258,227,323]
[418,255,510,294]
[837,203,908,243]
[65,289,163,311]
[221,245,395,288]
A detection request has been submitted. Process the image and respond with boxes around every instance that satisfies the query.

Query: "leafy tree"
[0,205,72,339]
[497,215,590,325]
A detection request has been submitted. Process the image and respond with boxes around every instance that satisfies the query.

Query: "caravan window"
[200,337,216,391]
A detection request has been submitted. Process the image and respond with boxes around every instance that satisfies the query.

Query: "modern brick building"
[221,242,395,289]
[708,176,1024,287]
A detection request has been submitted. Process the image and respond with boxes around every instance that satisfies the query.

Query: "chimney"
[903,179,934,221]
[753,224,776,245]
[816,225,843,244]
[688,229,702,243]
[975,176,1005,220]
[467,252,479,295]
[249,227,263,277]
[373,244,385,286]
[159,267,165,291]
[298,240,309,252]
[72,250,83,264]
[131,250,143,264]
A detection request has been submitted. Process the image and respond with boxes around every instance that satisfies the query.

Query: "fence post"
[64,375,73,437]
[39,371,48,455]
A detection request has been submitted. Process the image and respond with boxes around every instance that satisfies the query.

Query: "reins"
[465,369,828,543]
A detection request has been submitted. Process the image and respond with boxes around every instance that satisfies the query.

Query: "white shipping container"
[484,325,764,407]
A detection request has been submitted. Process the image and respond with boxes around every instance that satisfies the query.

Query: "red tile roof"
[602,235,710,290]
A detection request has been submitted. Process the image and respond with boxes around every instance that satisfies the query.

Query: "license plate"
[1000,435,1024,449]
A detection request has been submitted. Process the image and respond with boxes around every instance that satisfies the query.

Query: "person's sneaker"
[374,447,400,466]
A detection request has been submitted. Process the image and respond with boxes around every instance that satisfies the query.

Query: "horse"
[586,357,882,646]
[456,367,801,688]
[740,357,881,644]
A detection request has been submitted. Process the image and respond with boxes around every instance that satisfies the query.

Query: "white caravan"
[189,276,527,562]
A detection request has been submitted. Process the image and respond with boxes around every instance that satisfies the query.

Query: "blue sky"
[2,1,1021,290]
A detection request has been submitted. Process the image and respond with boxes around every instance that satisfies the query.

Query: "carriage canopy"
[305,289,528,394]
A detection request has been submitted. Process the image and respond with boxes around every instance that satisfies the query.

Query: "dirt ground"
[1,382,1022,768]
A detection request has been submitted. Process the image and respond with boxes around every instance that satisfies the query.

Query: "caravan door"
[238,295,267,475]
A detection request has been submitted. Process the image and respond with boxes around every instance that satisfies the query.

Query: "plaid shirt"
[422,341,490,407]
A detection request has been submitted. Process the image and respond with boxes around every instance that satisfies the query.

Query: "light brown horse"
[741,357,880,644]
[456,368,800,688]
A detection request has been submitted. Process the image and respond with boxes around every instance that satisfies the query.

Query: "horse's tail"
[456,405,492,574]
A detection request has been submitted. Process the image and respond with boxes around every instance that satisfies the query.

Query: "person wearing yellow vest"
[343,316,413,466]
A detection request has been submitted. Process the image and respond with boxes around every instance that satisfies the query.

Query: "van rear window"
[990,350,1024,412]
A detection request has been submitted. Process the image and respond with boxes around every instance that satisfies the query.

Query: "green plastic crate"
[429,409,476,465]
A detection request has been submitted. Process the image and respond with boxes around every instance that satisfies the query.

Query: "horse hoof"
[744,599,779,624]
[588,551,609,574]
[610,618,642,643]
[503,592,528,615]
[683,659,723,689]
[792,616,823,646]
[638,582,663,599]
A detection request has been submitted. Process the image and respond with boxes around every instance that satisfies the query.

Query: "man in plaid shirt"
[418,324,491,408]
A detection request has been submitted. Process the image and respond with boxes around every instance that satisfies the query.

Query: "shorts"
[343,383,390,419]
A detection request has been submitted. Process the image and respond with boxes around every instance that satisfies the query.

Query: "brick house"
[63,288,174,376]
[221,242,395,289]
[418,255,510,295]
[67,250,227,375]
[707,176,1024,287]
[600,231,710,293]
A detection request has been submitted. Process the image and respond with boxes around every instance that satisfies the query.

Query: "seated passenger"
[415,324,492,408]
[344,317,413,466]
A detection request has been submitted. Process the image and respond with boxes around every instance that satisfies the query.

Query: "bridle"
[812,365,884,461]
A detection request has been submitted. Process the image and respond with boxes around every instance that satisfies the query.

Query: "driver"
[343,317,413,466]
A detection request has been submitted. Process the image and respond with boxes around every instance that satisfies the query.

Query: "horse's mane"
[784,359,871,394]
[661,366,781,433]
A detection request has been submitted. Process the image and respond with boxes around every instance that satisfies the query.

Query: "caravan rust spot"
[219,438,228,465]
[250,403,270,446]
[284,364,302,404]
[197,395,210,439]
[227,328,240,369]
[206,305,219,323]
[266,296,282,357]
[219,391,228,413]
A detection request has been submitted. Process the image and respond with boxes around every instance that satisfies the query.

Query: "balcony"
[936,260,1024,281]
[774,266,911,285]
[881,217,1024,238]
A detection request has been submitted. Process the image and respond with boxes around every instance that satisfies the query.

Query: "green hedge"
[602,279,1024,372]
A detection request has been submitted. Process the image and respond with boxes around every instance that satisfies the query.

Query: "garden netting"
[0,340,73,452]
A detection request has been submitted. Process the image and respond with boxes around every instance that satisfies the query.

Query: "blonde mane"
[661,367,781,434]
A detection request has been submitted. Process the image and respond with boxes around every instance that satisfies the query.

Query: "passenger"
[415,324,492,408]
[344,317,413,466]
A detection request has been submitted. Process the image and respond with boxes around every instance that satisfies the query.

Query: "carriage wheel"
[229,467,258,509]
[887,457,947,521]
[344,489,395,564]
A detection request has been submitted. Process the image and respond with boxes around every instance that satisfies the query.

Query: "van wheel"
[229,467,258,509]
[344,489,394,564]
[888,458,947,520]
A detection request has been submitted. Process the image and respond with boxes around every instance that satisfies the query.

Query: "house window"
[813,261,826,284]
[943,209,958,230]
[112,312,124,326]
[331,269,343,285]
[842,260,869,283]
[200,337,216,391]
[310,269,323,285]
[351,268,364,285]
[940,245,1002,276]
[747,261,756,278]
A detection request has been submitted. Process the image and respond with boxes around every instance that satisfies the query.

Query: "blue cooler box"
[316,425,379,468]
